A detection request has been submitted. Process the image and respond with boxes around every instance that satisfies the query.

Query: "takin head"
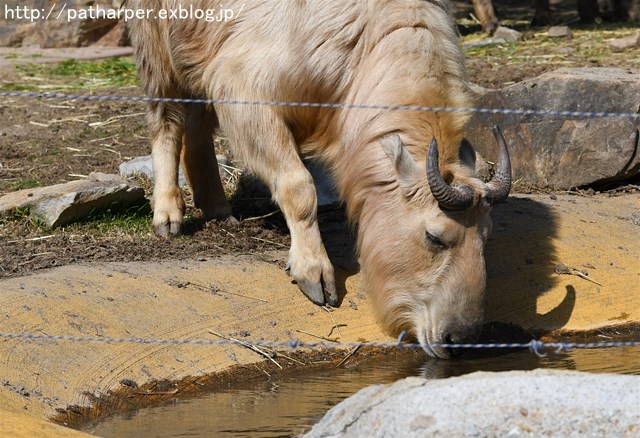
[360,126,511,359]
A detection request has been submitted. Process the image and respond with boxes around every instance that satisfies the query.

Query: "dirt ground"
[1,0,639,280]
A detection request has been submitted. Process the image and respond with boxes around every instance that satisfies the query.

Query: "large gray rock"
[119,155,206,188]
[120,155,341,206]
[306,370,640,438]
[0,172,144,227]
[466,68,640,189]
[609,34,640,52]
[493,26,523,43]
[1,1,124,48]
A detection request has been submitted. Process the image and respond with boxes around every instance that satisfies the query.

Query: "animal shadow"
[484,197,573,332]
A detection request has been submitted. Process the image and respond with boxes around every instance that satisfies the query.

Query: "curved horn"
[427,138,474,211]
[484,126,512,205]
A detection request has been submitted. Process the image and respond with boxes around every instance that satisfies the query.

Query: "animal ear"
[381,134,421,194]
[458,139,477,171]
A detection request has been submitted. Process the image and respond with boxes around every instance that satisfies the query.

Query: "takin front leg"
[274,162,338,306]
[181,103,234,221]
[148,101,186,238]
[221,109,337,305]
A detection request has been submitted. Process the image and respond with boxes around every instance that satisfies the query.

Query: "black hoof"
[154,221,182,238]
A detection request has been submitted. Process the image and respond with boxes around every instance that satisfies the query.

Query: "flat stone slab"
[548,25,573,38]
[0,173,145,227]
[0,193,638,436]
[119,155,341,206]
[119,155,190,188]
[610,34,640,52]
[306,370,640,437]
[493,25,523,43]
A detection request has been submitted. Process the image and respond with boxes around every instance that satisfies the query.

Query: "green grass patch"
[7,206,49,229]
[0,83,40,91]
[46,58,137,83]
[66,202,152,235]
[3,202,152,235]
[11,179,41,191]
[8,57,140,90]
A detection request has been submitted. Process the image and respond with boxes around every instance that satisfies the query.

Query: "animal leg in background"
[181,103,233,221]
[217,105,337,306]
[472,0,499,35]
[148,100,186,238]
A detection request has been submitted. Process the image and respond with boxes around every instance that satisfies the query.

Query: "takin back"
[127,0,512,358]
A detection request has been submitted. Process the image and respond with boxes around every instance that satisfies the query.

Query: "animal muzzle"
[442,330,480,358]
[423,323,482,359]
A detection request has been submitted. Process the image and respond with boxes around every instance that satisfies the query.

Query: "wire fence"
[1,332,639,358]
[1,90,639,120]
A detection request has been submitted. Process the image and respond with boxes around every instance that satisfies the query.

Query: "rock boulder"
[0,1,126,48]
[466,68,640,189]
[306,370,640,437]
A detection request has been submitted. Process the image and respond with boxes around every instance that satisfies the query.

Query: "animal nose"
[443,333,464,358]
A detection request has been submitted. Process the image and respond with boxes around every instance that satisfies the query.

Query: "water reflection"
[82,346,640,438]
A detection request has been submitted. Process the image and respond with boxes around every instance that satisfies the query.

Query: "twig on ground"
[243,210,281,222]
[296,329,339,343]
[134,389,179,396]
[209,330,282,369]
[250,236,287,247]
[336,345,361,368]
[89,112,145,128]
[7,235,56,243]
[253,344,305,365]
[322,305,343,338]
[327,324,348,339]
[89,135,117,143]
[29,121,49,128]
[554,263,602,286]
[189,282,269,303]
[220,228,236,238]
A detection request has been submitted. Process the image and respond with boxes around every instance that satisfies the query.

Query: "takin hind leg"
[181,103,234,221]
[148,100,186,238]
[219,108,337,306]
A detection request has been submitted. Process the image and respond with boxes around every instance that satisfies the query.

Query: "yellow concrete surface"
[485,194,639,331]
[0,194,638,436]
[0,404,90,438]
[0,255,382,436]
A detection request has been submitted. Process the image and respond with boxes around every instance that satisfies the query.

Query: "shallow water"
[81,342,640,438]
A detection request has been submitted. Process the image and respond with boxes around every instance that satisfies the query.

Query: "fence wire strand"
[1,332,639,356]
[1,90,639,119]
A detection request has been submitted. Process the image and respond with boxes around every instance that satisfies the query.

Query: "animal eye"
[426,231,445,248]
